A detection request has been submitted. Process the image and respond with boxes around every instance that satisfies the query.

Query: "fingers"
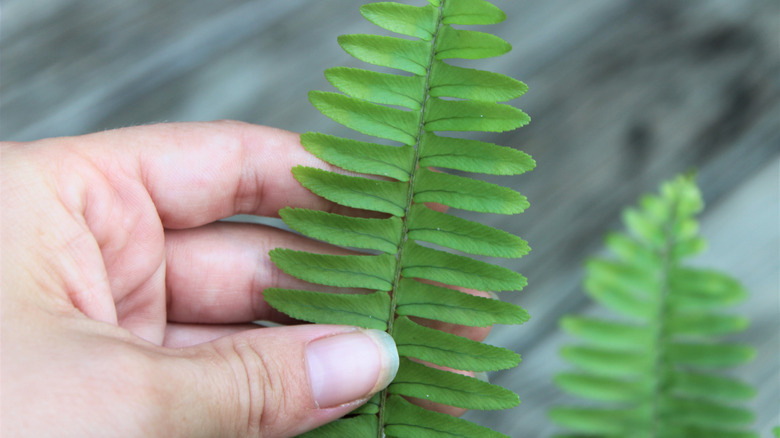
[164,325,399,437]
[70,120,442,229]
[162,323,259,348]
[72,120,349,229]
[164,221,359,324]
[163,221,492,343]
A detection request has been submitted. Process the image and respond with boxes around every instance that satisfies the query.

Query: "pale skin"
[1,121,490,437]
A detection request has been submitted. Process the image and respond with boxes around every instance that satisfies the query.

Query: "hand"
[0,121,491,437]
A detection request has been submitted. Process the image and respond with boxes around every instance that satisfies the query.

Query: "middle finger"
[165,221,491,342]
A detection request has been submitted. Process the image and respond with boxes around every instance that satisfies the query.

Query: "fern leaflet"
[550,175,757,438]
[264,0,532,436]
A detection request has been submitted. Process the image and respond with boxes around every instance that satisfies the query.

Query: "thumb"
[165,325,398,438]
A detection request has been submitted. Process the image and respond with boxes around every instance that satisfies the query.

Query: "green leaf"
[338,34,430,75]
[666,313,749,336]
[429,61,527,102]
[638,192,673,223]
[667,342,756,368]
[389,358,520,410]
[435,25,511,59]
[584,271,653,320]
[560,346,650,378]
[662,427,758,438]
[442,0,506,25]
[604,232,661,270]
[301,132,415,181]
[352,393,381,415]
[668,371,756,401]
[324,67,425,111]
[395,278,529,326]
[623,207,666,248]
[280,208,402,254]
[413,168,528,214]
[555,373,650,402]
[668,268,748,310]
[263,289,390,330]
[549,407,644,435]
[269,249,396,291]
[585,260,659,315]
[298,415,377,437]
[662,174,704,216]
[671,216,700,242]
[418,132,535,175]
[384,395,510,438]
[424,98,530,132]
[292,166,407,216]
[559,316,653,349]
[588,259,658,294]
[407,205,529,258]
[401,242,527,292]
[672,236,708,258]
[662,397,755,428]
[392,316,521,371]
[309,91,418,145]
[360,2,438,40]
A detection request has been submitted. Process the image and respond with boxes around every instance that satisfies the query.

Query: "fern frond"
[265,1,531,436]
[550,175,758,438]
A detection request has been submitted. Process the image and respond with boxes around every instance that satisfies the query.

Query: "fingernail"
[305,329,398,409]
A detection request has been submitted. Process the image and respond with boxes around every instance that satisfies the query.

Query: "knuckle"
[214,335,295,437]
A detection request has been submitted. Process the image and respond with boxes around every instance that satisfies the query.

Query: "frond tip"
[551,175,758,438]
[265,0,533,436]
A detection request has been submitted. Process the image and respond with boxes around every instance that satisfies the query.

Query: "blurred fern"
[550,175,757,438]
[264,0,532,436]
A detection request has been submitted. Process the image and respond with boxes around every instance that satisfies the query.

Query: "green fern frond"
[264,1,532,436]
[550,175,758,438]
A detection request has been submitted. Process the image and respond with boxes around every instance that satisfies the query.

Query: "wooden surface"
[2,0,778,436]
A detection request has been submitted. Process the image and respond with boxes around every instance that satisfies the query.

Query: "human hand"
[0,121,491,437]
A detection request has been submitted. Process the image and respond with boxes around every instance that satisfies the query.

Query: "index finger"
[76,120,344,229]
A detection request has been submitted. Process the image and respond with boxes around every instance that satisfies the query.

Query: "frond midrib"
[377,2,446,436]
[648,195,681,437]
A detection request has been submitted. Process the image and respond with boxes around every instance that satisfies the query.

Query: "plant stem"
[376,2,446,436]
[649,195,681,437]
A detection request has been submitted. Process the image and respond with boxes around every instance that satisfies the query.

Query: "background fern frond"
[550,175,758,438]
[264,0,531,436]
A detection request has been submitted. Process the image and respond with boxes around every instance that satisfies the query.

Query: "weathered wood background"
[2,0,778,435]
